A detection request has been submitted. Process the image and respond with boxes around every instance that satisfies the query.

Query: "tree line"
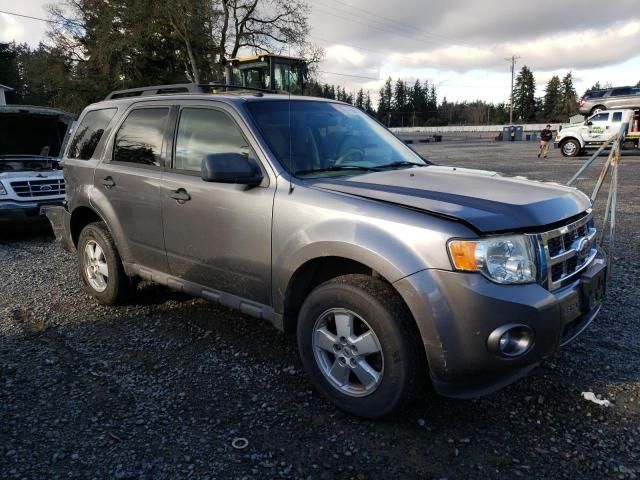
[1,0,311,113]
[512,66,580,123]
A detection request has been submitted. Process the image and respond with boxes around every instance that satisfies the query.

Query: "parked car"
[555,109,640,157]
[0,105,74,224]
[46,88,607,418]
[578,85,640,115]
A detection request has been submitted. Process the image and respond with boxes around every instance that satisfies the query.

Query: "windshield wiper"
[295,165,379,176]
[373,161,428,170]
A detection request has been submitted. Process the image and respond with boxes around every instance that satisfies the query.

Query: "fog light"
[488,324,534,357]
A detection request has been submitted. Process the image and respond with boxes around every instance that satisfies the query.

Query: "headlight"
[0,182,7,195]
[448,235,537,284]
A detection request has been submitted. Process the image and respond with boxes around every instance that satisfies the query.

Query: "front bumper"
[0,199,64,223]
[394,253,606,398]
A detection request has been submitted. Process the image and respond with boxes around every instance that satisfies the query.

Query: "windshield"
[0,157,58,172]
[247,100,428,177]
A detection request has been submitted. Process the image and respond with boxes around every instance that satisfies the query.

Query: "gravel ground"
[1,141,639,479]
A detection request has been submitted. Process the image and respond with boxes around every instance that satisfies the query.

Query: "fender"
[272,217,453,313]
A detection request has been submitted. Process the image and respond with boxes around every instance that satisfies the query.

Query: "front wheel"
[561,139,580,157]
[297,274,423,418]
[78,222,130,305]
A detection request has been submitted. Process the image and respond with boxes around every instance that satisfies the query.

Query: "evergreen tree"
[393,79,407,126]
[513,65,536,121]
[363,91,374,115]
[559,71,578,118]
[355,88,364,109]
[411,79,424,125]
[428,84,438,119]
[377,77,392,125]
[542,75,562,122]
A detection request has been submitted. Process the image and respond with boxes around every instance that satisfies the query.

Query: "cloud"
[385,20,640,72]
[0,13,25,43]
[325,45,367,66]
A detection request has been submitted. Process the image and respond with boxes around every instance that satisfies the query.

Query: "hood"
[0,105,74,158]
[308,166,591,232]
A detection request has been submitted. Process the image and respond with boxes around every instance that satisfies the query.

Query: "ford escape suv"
[46,88,607,418]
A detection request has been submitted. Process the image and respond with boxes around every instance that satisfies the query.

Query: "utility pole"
[506,55,520,124]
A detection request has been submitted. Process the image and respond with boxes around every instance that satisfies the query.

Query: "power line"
[314,0,459,47]
[316,70,380,81]
[312,5,457,50]
[0,9,82,28]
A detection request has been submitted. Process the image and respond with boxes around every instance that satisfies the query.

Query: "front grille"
[9,178,65,198]
[531,212,597,291]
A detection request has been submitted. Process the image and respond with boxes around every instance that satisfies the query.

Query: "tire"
[297,274,423,418]
[78,222,130,305]
[590,105,606,115]
[560,139,580,157]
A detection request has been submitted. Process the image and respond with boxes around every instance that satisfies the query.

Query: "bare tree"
[209,0,310,77]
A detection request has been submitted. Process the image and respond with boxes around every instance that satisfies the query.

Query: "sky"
[2,0,640,104]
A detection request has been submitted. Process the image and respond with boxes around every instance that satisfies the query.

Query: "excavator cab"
[227,54,306,95]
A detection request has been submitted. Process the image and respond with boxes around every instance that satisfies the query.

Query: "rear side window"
[611,87,631,96]
[586,91,605,99]
[174,108,249,172]
[67,108,117,160]
[113,108,169,167]
[612,112,622,122]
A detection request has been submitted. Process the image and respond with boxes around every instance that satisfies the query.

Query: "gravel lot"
[1,140,639,479]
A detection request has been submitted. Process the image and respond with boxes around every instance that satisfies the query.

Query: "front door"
[93,106,171,272]
[160,106,274,305]
[584,112,610,143]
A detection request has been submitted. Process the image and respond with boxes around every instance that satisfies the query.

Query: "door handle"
[101,176,115,188]
[169,188,191,204]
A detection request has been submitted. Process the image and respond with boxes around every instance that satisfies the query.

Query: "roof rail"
[104,83,277,100]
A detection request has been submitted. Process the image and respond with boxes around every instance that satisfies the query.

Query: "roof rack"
[104,83,277,100]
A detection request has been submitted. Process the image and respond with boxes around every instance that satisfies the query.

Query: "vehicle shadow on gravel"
[0,223,53,243]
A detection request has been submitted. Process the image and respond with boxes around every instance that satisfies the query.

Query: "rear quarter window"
[67,108,117,160]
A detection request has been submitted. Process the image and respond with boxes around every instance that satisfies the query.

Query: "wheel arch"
[69,206,106,248]
[559,136,582,156]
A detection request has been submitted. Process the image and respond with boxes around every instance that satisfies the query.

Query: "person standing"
[538,124,553,158]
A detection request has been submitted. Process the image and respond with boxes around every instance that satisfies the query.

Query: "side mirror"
[584,121,593,126]
[201,153,263,187]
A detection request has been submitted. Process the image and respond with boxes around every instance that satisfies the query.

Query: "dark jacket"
[541,128,553,141]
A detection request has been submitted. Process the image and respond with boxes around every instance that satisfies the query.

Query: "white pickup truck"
[0,105,74,224]
[555,109,640,157]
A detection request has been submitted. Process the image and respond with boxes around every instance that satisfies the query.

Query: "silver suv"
[579,85,640,115]
[46,89,607,417]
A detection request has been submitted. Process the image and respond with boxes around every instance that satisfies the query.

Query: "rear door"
[608,87,632,109]
[93,105,171,272]
[160,102,275,304]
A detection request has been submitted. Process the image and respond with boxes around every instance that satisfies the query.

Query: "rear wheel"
[561,139,580,157]
[297,274,423,418]
[590,105,606,115]
[78,222,130,304]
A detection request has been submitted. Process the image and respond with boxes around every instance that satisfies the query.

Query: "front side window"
[113,108,169,167]
[67,108,117,160]
[174,108,249,172]
[247,100,427,177]
[589,112,609,123]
